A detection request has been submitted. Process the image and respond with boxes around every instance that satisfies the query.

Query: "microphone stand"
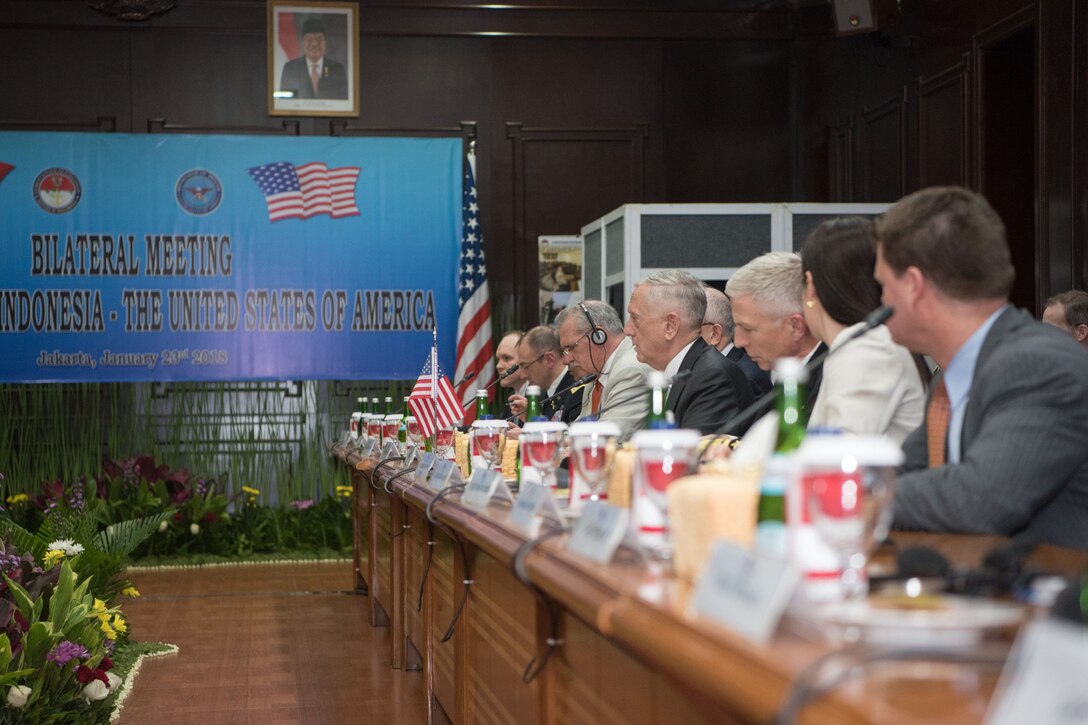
[505,373,597,423]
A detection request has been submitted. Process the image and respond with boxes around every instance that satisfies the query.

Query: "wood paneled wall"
[1,0,1085,320]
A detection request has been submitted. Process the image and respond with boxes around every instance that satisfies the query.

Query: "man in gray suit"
[555,300,651,438]
[876,186,1088,550]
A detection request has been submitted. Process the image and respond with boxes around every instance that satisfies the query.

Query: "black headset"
[579,302,608,345]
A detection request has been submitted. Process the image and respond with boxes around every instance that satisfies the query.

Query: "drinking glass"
[434,425,456,460]
[472,421,508,473]
[366,414,382,443]
[406,416,422,447]
[568,421,621,502]
[632,429,701,559]
[382,415,402,448]
[521,422,569,491]
[803,437,901,600]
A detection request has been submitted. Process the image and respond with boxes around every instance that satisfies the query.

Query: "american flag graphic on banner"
[453,150,494,423]
[247,161,360,222]
[408,331,464,437]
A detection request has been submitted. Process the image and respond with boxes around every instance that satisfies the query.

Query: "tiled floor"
[117,561,428,725]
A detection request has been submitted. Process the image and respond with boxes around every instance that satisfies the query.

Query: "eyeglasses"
[559,330,591,357]
[520,353,547,369]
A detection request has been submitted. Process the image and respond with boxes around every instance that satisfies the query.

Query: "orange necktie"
[591,380,604,415]
[310,64,320,94]
[927,379,951,468]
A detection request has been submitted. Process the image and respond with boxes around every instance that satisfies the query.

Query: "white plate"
[816,594,1025,650]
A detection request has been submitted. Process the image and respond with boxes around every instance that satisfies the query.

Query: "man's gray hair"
[633,269,707,331]
[554,300,624,335]
[703,286,734,339]
[725,252,804,319]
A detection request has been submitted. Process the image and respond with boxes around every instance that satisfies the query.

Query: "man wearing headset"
[554,300,652,438]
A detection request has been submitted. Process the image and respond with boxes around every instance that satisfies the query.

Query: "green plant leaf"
[94,512,173,557]
[1,574,36,623]
[47,560,76,629]
[0,633,11,673]
[24,621,57,668]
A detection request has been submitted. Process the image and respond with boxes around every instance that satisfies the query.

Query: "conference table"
[332,442,1085,725]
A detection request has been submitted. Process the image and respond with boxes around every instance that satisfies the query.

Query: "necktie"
[926,378,950,468]
[591,380,604,415]
[310,63,319,94]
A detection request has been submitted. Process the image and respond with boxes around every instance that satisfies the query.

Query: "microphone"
[453,370,477,388]
[713,306,895,436]
[539,373,597,408]
[498,363,521,381]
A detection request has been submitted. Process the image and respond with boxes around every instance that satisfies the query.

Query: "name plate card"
[688,540,799,645]
[403,444,421,469]
[429,459,463,491]
[461,469,514,509]
[987,617,1088,725]
[337,431,352,448]
[509,482,567,535]
[358,439,377,459]
[414,453,437,485]
[567,501,629,565]
[379,442,400,462]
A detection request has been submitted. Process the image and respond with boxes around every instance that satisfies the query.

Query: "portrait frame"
[267,1,359,117]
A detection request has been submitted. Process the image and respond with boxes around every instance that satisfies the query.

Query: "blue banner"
[0,132,462,382]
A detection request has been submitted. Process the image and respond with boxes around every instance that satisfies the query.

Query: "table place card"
[414,453,437,485]
[403,444,421,469]
[987,617,1088,725]
[567,501,629,565]
[379,442,400,461]
[358,439,377,459]
[430,460,463,491]
[510,482,567,536]
[461,469,512,509]
[688,540,800,645]
[337,431,353,448]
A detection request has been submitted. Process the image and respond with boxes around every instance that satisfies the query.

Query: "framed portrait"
[267,1,359,117]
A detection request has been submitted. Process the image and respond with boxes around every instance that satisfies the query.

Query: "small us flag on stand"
[409,329,464,438]
[247,161,360,222]
[454,145,495,423]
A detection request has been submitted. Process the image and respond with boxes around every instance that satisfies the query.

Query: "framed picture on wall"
[267,1,359,117]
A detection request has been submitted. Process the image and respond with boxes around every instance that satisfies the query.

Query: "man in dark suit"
[876,186,1088,550]
[278,18,348,100]
[510,326,582,424]
[701,286,773,398]
[624,270,753,435]
[725,252,827,422]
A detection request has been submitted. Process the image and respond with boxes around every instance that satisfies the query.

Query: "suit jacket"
[895,306,1088,550]
[735,342,829,433]
[542,370,582,424]
[666,337,755,435]
[279,56,349,100]
[577,337,653,438]
[725,345,773,398]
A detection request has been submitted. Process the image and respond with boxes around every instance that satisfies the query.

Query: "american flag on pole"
[247,161,360,222]
[408,329,464,437]
[454,148,494,423]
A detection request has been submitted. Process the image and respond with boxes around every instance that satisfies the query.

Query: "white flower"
[82,680,109,702]
[6,685,31,709]
[106,672,122,691]
[46,539,84,556]
[190,523,200,536]
[158,520,169,533]
[106,525,115,536]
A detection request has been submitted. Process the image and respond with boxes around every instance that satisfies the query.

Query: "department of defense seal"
[33,168,81,214]
[176,169,223,215]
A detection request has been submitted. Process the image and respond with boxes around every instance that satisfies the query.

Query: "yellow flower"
[93,598,107,612]
[241,486,260,496]
[100,619,117,640]
[111,615,127,635]
[5,493,28,505]
[43,549,65,568]
[121,586,141,598]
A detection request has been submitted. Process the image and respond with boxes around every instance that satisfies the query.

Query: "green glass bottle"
[352,396,364,439]
[475,389,491,420]
[755,357,809,557]
[398,396,409,448]
[646,371,669,429]
[384,396,394,416]
[525,385,543,422]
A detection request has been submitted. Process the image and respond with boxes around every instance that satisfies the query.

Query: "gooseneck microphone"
[583,369,693,429]
[713,305,896,436]
[539,373,597,408]
[453,370,477,388]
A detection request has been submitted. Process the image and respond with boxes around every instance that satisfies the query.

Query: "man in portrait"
[279,17,348,100]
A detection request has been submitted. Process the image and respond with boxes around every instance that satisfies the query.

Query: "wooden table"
[332,444,1085,725]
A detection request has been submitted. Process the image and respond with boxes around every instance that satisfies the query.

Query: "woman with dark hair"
[800,216,926,443]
